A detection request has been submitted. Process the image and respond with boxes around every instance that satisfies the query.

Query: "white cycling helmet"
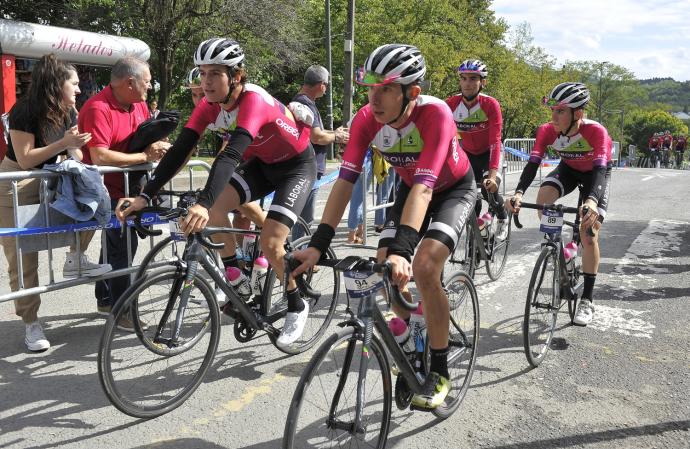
[544,82,590,109]
[194,38,245,68]
[186,67,201,88]
[356,44,426,86]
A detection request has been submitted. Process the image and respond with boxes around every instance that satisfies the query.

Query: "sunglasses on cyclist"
[541,96,568,109]
[355,66,400,86]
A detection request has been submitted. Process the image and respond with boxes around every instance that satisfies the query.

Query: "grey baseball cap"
[304,65,329,84]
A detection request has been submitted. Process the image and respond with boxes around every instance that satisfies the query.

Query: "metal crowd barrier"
[0,160,211,304]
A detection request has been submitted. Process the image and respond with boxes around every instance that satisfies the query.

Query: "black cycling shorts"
[378,168,476,253]
[541,161,612,222]
[229,145,316,228]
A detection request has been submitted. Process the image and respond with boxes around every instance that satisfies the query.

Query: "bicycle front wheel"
[485,211,512,281]
[431,270,480,419]
[283,328,392,449]
[98,267,220,418]
[523,247,559,368]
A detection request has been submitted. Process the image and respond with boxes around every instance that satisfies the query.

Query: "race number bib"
[344,271,384,298]
[169,219,185,241]
[539,209,564,234]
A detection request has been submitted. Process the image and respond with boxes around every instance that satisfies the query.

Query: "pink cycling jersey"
[530,119,612,172]
[185,83,311,163]
[339,95,469,192]
[445,93,502,171]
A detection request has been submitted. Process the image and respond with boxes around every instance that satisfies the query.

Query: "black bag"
[127,110,180,194]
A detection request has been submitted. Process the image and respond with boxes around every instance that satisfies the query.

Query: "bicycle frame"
[327,290,420,433]
[157,230,286,345]
[465,196,509,264]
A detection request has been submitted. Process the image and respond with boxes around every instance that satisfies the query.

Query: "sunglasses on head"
[542,96,570,109]
[355,66,400,86]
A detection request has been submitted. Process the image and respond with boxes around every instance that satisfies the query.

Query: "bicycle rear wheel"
[523,247,559,368]
[269,235,341,355]
[431,271,479,419]
[283,327,392,449]
[485,211,512,281]
[98,267,220,418]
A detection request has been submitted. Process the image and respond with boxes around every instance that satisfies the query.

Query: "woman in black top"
[0,54,107,352]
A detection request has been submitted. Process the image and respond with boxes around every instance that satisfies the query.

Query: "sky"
[491,0,690,81]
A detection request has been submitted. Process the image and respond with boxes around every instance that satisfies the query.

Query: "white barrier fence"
[0,160,210,303]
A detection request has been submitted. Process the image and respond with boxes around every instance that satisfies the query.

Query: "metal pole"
[342,0,355,125]
[325,0,335,160]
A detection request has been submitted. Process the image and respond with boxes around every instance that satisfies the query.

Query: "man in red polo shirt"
[79,57,169,330]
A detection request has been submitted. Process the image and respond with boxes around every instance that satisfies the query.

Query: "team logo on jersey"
[383,136,391,146]
[550,135,592,155]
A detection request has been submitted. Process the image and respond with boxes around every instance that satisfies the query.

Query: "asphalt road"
[0,166,688,448]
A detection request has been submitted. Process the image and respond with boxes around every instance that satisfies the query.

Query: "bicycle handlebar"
[511,200,595,237]
[283,253,418,311]
[119,200,227,250]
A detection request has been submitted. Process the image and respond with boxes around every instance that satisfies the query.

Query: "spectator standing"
[149,100,160,119]
[0,54,108,351]
[79,57,169,330]
[291,65,349,240]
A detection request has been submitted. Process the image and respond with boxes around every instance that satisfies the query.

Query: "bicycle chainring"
[233,315,257,342]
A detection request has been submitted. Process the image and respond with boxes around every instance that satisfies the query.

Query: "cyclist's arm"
[515,124,550,194]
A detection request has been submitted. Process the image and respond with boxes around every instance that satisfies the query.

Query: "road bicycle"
[513,195,590,367]
[97,195,339,418]
[283,254,479,448]
[447,193,512,280]
[133,190,311,280]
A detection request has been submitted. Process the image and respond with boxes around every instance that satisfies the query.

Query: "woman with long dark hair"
[0,54,108,352]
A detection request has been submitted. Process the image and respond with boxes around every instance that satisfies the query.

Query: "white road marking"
[608,219,688,299]
[589,304,655,338]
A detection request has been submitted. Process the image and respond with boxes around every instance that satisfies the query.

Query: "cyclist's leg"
[237,202,266,227]
[411,172,475,408]
[579,163,610,294]
[536,163,573,217]
[260,148,316,293]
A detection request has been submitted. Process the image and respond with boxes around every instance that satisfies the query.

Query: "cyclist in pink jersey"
[292,44,476,409]
[117,38,317,347]
[446,59,508,239]
[507,82,613,326]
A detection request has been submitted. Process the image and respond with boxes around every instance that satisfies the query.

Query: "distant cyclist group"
[647,130,686,168]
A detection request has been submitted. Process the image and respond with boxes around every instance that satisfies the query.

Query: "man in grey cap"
[292,65,349,239]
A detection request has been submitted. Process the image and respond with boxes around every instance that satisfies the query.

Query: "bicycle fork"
[153,260,198,347]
